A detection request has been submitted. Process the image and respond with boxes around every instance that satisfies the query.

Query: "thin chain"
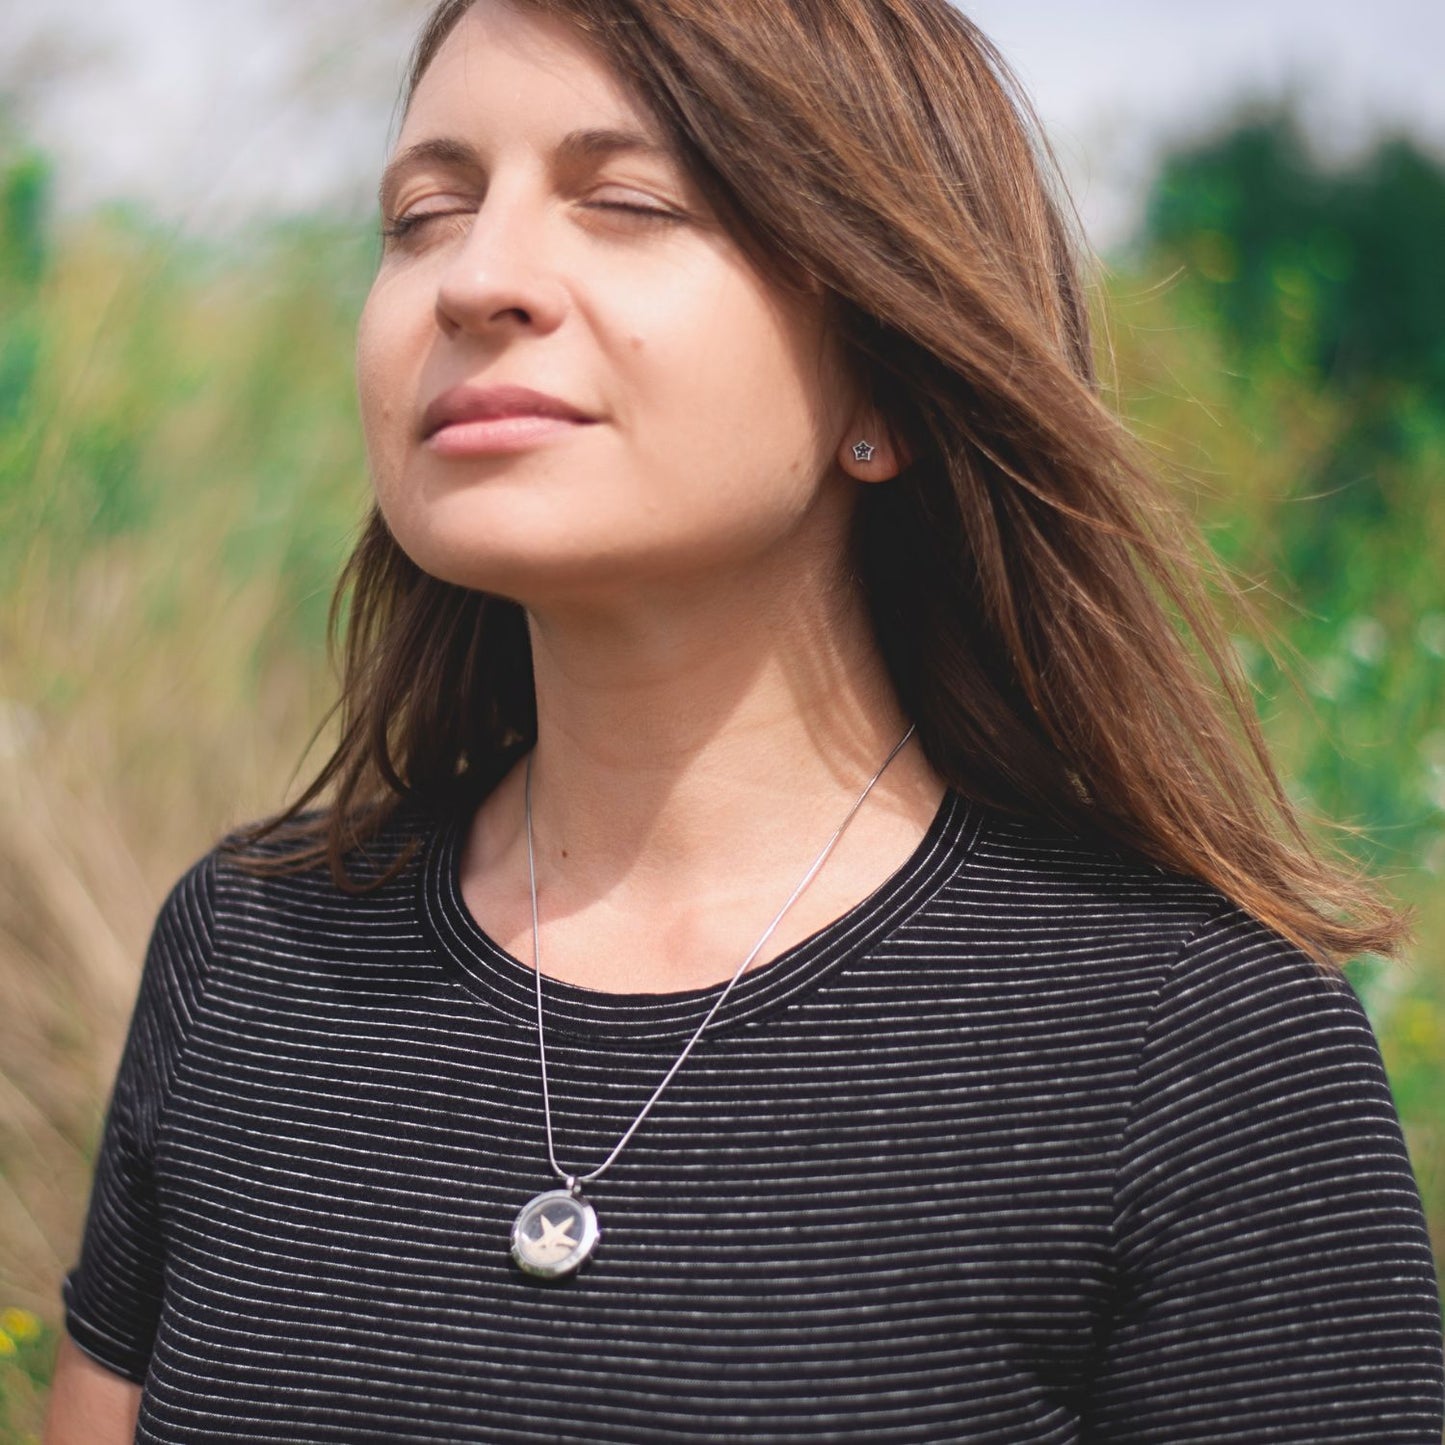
[525,724,917,1187]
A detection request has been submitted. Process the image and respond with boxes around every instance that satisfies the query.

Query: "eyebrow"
[376,126,676,215]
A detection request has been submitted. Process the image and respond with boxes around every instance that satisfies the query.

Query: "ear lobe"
[840,420,910,481]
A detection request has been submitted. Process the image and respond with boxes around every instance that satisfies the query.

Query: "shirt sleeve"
[60,849,218,1386]
[1081,900,1445,1441]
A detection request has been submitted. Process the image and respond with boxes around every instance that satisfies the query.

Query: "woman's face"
[356,0,863,609]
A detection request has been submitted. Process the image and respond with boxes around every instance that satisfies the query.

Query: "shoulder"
[954,801,1369,1037]
[136,797,452,973]
[1114,902,1396,1241]
[1136,894,1379,1106]
[958,802,1236,968]
[1165,892,1357,1011]
[209,793,445,899]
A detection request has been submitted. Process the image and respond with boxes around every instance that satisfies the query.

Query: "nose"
[433,187,569,340]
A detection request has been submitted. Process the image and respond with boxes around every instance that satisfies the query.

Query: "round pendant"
[511,1184,601,1279]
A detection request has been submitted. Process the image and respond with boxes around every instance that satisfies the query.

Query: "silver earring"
[851,439,876,462]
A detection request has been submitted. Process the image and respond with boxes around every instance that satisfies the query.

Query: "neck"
[471,554,945,914]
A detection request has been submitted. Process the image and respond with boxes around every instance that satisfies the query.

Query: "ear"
[837,411,911,482]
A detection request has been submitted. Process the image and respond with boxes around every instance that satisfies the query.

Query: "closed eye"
[381,196,684,246]
[582,199,684,224]
[381,210,470,242]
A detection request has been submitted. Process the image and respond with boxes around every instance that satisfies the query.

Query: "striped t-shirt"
[62,786,1445,1442]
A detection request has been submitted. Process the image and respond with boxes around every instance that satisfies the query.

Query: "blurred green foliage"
[0,144,374,648]
[2,101,1442,1416]
[1128,109,1445,887]
[1145,112,1445,397]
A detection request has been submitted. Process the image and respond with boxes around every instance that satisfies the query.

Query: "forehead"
[399,0,658,150]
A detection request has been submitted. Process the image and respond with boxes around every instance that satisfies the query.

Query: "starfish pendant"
[511,1183,601,1280]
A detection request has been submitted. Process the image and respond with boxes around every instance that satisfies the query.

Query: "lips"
[420,383,597,440]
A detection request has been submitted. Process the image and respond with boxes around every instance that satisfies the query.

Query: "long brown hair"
[222,0,1409,972]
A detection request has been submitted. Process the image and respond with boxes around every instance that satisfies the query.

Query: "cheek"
[620,277,835,509]
[354,278,418,488]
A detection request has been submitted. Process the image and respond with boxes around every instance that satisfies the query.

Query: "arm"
[1081,902,1445,1441]
[42,1334,143,1445]
[47,851,219,1426]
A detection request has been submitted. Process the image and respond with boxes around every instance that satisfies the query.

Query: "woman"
[47,0,1444,1440]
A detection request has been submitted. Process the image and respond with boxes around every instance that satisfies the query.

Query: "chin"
[387,530,639,605]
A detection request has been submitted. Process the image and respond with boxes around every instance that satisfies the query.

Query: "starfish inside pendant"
[527,1210,579,1264]
[512,1185,601,1278]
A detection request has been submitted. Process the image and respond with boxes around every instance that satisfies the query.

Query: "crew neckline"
[419,783,982,1042]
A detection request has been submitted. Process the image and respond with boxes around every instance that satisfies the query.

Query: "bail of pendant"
[511,1183,601,1280]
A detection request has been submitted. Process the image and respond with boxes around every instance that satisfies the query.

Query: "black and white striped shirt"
[62,786,1445,1441]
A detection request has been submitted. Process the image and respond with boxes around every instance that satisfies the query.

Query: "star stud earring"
[851,439,876,462]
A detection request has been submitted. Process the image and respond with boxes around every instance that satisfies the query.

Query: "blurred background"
[1,0,1442,1434]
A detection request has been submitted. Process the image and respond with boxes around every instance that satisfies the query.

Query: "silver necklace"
[509,723,918,1280]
